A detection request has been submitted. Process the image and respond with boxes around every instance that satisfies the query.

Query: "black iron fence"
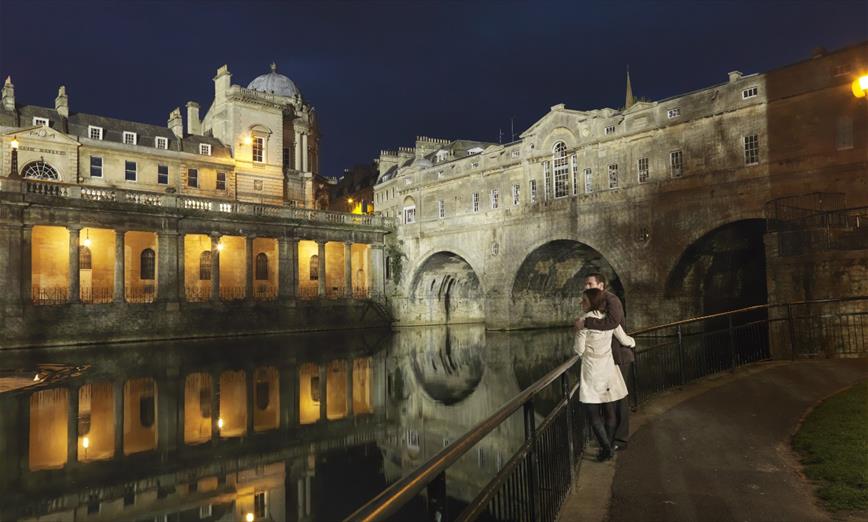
[218,286,246,301]
[346,297,867,522]
[80,287,113,304]
[254,285,277,301]
[125,286,156,304]
[31,287,68,305]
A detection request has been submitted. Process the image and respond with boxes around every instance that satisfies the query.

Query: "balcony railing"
[297,286,319,300]
[185,287,211,303]
[80,287,113,304]
[31,287,68,305]
[125,286,155,304]
[219,287,246,301]
[254,285,277,301]
[5,179,388,228]
[326,286,346,300]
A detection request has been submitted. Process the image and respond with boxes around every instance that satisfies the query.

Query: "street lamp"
[852,74,868,98]
[9,136,20,178]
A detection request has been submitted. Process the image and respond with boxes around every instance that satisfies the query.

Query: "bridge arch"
[407,250,484,324]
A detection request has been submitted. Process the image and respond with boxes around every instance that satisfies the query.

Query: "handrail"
[347,296,868,521]
[346,354,580,521]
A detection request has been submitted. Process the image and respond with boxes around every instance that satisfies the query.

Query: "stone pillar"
[317,240,326,298]
[245,236,254,301]
[278,236,297,300]
[302,133,309,172]
[21,224,32,304]
[68,226,80,303]
[114,230,125,303]
[343,242,353,298]
[318,364,327,422]
[67,384,79,465]
[113,380,124,457]
[177,233,186,301]
[157,230,179,302]
[210,234,220,302]
[346,359,354,418]
[369,243,385,300]
[294,131,302,170]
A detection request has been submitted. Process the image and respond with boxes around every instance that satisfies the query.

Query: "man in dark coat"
[575,273,632,450]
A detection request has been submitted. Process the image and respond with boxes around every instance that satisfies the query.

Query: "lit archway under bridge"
[407,251,484,324]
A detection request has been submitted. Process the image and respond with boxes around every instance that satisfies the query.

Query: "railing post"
[427,470,447,522]
[630,357,640,409]
[523,400,539,522]
[787,304,798,360]
[560,373,577,484]
[728,315,737,372]
[676,325,686,385]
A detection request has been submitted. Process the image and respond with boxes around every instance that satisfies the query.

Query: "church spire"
[625,65,635,110]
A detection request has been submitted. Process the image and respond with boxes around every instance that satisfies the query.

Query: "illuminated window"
[252,137,265,163]
[552,142,569,198]
[199,251,212,280]
[255,253,268,280]
[309,254,318,280]
[140,249,155,280]
[79,246,92,270]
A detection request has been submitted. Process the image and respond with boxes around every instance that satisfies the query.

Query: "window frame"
[490,188,499,209]
[552,142,569,198]
[471,192,479,213]
[122,131,138,145]
[88,125,104,140]
[605,125,616,135]
[637,157,650,183]
[252,136,265,163]
[199,251,212,280]
[199,143,212,156]
[741,86,758,99]
[670,150,683,178]
[607,164,619,190]
[33,117,49,127]
[529,179,537,203]
[140,249,156,280]
[667,108,681,119]
[155,136,168,150]
[90,156,103,178]
[124,160,137,182]
[437,199,445,219]
[255,252,269,280]
[743,134,760,166]
[157,165,169,185]
[403,205,416,224]
[542,161,551,200]
[216,171,227,191]
[512,184,520,206]
[584,168,593,193]
[187,168,199,188]
[570,154,578,195]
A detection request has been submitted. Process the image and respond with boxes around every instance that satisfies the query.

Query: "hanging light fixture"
[83,228,92,248]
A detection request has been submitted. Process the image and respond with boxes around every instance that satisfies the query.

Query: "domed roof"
[247,63,301,98]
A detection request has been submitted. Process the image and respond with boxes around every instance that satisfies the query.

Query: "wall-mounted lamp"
[83,229,92,248]
[217,417,224,429]
[216,242,225,252]
[852,74,868,98]
[245,513,255,522]
[82,436,90,449]
[10,137,19,149]
[243,134,253,145]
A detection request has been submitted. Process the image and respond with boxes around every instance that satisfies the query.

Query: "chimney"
[1,76,14,112]
[168,107,183,139]
[186,101,201,136]
[378,150,399,176]
[728,71,743,83]
[55,85,69,118]
[214,64,231,101]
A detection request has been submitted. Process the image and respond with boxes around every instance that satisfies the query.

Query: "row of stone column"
[294,131,310,172]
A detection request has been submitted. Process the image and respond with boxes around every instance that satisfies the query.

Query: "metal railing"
[5,178,389,228]
[80,287,113,304]
[346,296,867,522]
[31,287,68,305]
[254,285,277,301]
[297,285,320,300]
[125,286,156,304]
[185,286,211,303]
[218,286,246,301]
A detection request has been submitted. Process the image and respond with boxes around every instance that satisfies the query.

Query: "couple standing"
[574,273,635,462]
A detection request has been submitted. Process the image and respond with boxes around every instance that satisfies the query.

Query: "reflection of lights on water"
[245,513,254,522]
[82,436,90,449]
[33,373,40,381]
[217,417,224,429]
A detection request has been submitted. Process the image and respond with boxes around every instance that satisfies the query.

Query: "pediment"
[2,125,81,146]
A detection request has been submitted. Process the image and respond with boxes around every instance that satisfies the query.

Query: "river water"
[0,325,575,521]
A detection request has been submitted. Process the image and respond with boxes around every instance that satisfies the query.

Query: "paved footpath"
[607,358,868,522]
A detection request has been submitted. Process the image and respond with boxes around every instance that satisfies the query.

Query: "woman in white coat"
[575,288,636,461]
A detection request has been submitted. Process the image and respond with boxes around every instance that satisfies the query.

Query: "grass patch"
[793,380,868,512]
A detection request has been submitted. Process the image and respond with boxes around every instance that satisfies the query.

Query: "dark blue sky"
[1,0,865,177]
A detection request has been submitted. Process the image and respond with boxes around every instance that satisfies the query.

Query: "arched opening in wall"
[665,219,768,317]
[409,251,484,324]
[511,240,624,325]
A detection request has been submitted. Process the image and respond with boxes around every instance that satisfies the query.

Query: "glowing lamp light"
[347,197,353,203]
[246,513,255,522]
[33,373,40,381]
[10,137,19,149]
[852,74,868,98]
[216,242,224,252]
[83,237,92,248]
[217,417,224,429]
[82,436,90,449]
[243,134,253,145]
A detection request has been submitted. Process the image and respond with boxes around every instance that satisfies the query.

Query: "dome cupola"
[247,63,301,98]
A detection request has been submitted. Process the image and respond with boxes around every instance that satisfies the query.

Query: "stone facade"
[373,42,868,330]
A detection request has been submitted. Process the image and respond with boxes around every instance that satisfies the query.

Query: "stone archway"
[406,251,484,324]
[510,240,623,328]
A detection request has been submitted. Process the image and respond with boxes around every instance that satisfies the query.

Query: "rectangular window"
[490,188,499,209]
[216,171,226,190]
[33,117,49,127]
[472,192,479,213]
[252,137,265,163]
[543,161,551,200]
[283,147,290,166]
[188,168,198,188]
[637,157,649,183]
[553,156,569,198]
[608,164,619,189]
[155,136,168,150]
[254,491,267,519]
[670,150,683,178]
[124,160,137,182]
[512,184,520,206]
[199,143,212,156]
[90,156,103,178]
[605,125,615,135]
[403,205,416,224]
[123,131,137,145]
[667,108,681,119]
[157,165,168,185]
[437,199,445,219]
[836,116,854,150]
[529,179,537,203]
[832,64,852,77]
[743,134,759,165]
[88,126,103,140]
[511,149,520,158]
[584,168,593,193]
[570,155,578,195]
[742,86,758,99]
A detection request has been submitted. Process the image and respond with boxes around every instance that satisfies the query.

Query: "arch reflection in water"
[219,370,247,438]
[124,377,157,455]
[408,325,485,405]
[78,382,114,461]
[254,366,280,432]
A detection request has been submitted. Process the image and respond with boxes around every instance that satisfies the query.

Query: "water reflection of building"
[0,335,389,521]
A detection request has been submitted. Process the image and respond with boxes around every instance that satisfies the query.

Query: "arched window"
[552,142,569,198]
[199,251,212,280]
[255,253,269,280]
[309,254,319,280]
[140,248,155,280]
[79,246,92,270]
[22,161,60,181]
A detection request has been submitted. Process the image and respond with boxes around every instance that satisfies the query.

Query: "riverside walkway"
[562,358,868,522]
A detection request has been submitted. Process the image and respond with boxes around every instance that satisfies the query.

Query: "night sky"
[1,1,865,178]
